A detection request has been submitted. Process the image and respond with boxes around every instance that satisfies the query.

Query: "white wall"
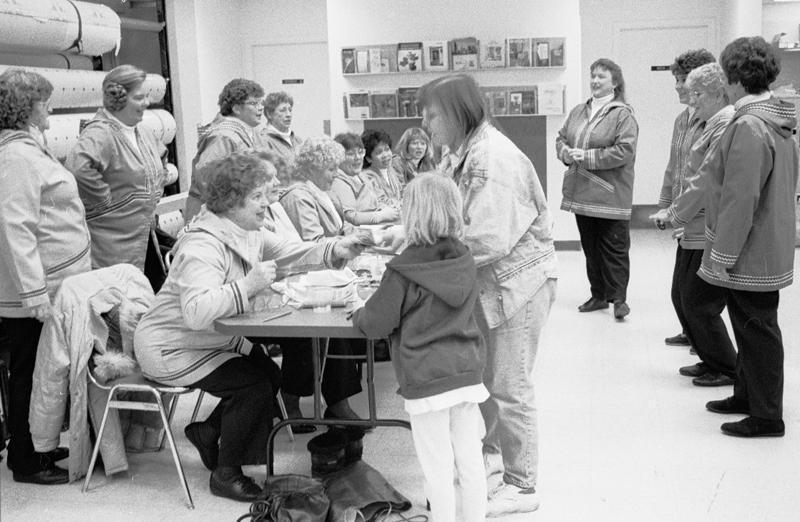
[326,0,582,241]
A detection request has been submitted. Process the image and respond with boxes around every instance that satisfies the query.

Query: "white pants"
[409,402,487,522]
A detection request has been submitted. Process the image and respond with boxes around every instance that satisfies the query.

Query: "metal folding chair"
[83,369,195,509]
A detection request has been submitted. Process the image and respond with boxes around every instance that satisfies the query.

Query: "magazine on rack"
[397,42,423,72]
[536,82,565,114]
[533,40,550,67]
[346,91,370,119]
[482,87,508,115]
[549,38,565,66]
[397,87,420,118]
[341,48,356,74]
[480,40,506,68]
[450,37,479,70]
[507,38,531,67]
[370,90,399,118]
[356,48,370,73]
[423,40,449,71]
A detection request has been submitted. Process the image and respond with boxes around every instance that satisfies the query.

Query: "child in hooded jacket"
[352,173,488,522]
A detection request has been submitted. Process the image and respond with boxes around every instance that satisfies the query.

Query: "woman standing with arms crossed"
[556,58,638,320]
[417,74,557,518]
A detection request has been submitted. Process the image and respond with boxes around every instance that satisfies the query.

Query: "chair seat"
[90,369,191,395]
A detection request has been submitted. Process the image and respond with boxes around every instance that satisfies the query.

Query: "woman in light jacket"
[330,132,399,225]
[556,58,639,320]
[0,68,91,485]
[134,151,361,501]
[66,65,176,287]
[418,74,557,518]
[278,136,366,423]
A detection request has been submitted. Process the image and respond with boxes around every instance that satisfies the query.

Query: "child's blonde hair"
[402,172,463,246]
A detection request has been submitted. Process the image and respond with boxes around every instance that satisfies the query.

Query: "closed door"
[613,20,715,204]
[251,41,330,139]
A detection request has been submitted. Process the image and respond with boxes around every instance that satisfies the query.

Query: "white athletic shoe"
[486,483,540,517]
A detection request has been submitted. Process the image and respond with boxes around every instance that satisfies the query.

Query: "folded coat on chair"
[29,264,155,482]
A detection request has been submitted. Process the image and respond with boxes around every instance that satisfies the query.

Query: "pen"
[261,310,292,323]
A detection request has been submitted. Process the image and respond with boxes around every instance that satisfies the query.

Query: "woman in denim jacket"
[418,74,557,518]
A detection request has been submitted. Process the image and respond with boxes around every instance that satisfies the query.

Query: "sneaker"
[487,482,540,517]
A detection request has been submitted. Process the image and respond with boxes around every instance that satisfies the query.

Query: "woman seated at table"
[133,151,361,502]
[278,136,368,422]
[330,132,399,226]
[391,126,436,184]
[361,129,403,207]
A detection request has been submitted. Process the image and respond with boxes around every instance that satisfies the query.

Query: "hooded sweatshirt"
[352,237,485,400]
[699,97,799,291]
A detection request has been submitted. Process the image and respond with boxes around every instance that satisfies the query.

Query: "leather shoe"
[13,465,69,485]
[613,301,630,320]
[185,422,219,471]
[578,297,608,313]
[721,416,785,438]
[49,447,69,462]
[692,372,734,387]
[209,471,263,502]
[664,332,690,346]
[679,362,708,377]
[706,396,749,415]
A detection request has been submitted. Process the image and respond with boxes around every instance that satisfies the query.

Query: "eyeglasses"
[345,148,366,157]
[242,99,264,107]
[689,90,704,99]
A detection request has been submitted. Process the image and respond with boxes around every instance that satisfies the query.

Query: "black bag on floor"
[238,474,330,522]
[322,460,412,522]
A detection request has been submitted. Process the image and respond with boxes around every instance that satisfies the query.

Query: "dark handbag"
[323,461,412,522]
[238,474,330,522]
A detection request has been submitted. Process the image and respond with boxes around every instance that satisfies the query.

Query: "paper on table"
[302,267,358,287]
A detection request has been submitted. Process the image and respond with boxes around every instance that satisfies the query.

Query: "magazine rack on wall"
[341,37,567,120]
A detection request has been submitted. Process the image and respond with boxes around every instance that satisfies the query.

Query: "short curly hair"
[264,91,293,116]
[361,129,392,168]
[218,79,265,116]
[720,36,780,94]
[591,58,627,103]
[0,68,53,130]
[201,151,275,214]
[253,149,292,185]
[102,64,146,112]
[670,49,716,77]
[686,62,728,99]
[333,132,363,151]
[292,136,344,182]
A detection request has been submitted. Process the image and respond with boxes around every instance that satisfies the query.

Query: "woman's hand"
[648,209,670,230]
[379,224,406,252]
[333,236,366,260]
[567,148,586,163]
[30,303,53,322]
[561,147,574,165]
[244,260,277,297]
[376,206,399,223]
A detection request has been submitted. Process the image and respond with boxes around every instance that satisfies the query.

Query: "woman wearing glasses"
[330,132,399,225]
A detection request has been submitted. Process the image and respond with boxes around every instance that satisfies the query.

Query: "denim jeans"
[478,278,556,489]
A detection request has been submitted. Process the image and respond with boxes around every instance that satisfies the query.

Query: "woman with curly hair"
[0,68,91,485]
[134,151,363,501]
[66,65,175,287]
[184,78,266,222]
[259,91,302,165]
[700,37,798,438]
[391,126,436,184]
[278,136,366,424]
